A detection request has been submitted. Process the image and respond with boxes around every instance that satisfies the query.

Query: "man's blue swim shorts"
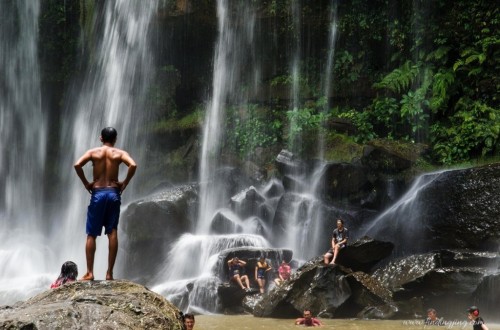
[86,187,121,237]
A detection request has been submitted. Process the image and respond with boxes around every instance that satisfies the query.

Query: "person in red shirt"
[274,259,291,286]
[295,309,322,327]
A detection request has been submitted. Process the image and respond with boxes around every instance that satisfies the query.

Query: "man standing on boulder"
[74,127,137,281]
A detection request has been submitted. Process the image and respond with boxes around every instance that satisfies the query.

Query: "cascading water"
[360,170,448,256]
[0,1,50,304]
[0,1,159,305]
[53,0,159,279]
[277,1,340,262]
[318,0,339,159]
[152,0,270,313]
[287,1,301,150]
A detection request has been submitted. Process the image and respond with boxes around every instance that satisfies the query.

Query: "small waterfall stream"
[360,170,448,256]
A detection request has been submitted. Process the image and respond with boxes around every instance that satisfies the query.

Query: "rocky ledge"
[0,280,184,330]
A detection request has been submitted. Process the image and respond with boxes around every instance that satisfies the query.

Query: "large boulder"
[0,281,184,330]
[252,258,352,318]
[336,236,394,273]
[372,250,500,319]
[414,163,500,250]
[364,163,500,254]
[119,184,197,282]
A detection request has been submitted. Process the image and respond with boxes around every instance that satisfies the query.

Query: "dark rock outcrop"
[253,258,352,318]
[0,281,184,330]
[413,163,500,250]
[336,236,394,273]
[372,250,500,319]
[361,139,428,173]
[119,184,197,282]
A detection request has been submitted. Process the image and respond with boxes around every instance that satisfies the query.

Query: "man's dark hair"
[184,313,195,321]
[337,218,344,224]
[101,127,117,143]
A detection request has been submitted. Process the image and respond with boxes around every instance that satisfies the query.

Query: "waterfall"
[198,0,257,232]
[53,0,159,279]
[278,2,340,261]
[360,170,448,256]
[0,1,50,304]
[0,1,159,304]
[152,0,266,312]
[317,0,339,160]
[287,1,301,150]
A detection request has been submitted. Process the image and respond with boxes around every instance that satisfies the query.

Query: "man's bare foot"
[106,271,114,281]
[80,273,94,281]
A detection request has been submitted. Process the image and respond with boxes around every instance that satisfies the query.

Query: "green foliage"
[429,69,455,112]
[153,109,203,132]
[371,97,399,137]
[400,68,432,135]
[373,61,420,94]
[286,106,328,149]
[332,107,376,143]
[225,104,283,158]
[333,50,362,87]
[430,98,500,164]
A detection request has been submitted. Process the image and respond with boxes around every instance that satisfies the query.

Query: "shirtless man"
[74,127,137,281]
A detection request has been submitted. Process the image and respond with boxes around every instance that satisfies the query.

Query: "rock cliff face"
[0,281,184,330]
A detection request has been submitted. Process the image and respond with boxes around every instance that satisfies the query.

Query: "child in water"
[50,261,78,289]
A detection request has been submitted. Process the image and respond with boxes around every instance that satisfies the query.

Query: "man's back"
[89,146,128,188]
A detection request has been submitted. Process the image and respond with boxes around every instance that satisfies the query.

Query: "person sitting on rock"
[50,261,78,289]
[323,218,348,265]
[255,255,272,294]
[274,259,291,286]
[295,309,322,327]
[228,257,251,291]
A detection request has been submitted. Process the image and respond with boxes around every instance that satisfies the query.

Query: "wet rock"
[356,297,423,320]
[0,281,184,330]
[333,271,392,318]
[315,162,374,204]
[371,250,500,319]
[230,186,266,219]
[361,139,428,173]
[275,150,306,176]
[372,253,440,291]
[119,184,197,282]
[439,249,500,268]
[253,258,352,318]
[336,236,394,272]
[218,283,253,314]
[210,210,243,234]
[262,178,284,199]
[471,273,500,319]
[412,163,500,250]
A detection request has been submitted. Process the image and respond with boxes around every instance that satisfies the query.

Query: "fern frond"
[373,60,420,93]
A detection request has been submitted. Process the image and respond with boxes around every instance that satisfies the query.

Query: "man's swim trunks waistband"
[92,187,120,193]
